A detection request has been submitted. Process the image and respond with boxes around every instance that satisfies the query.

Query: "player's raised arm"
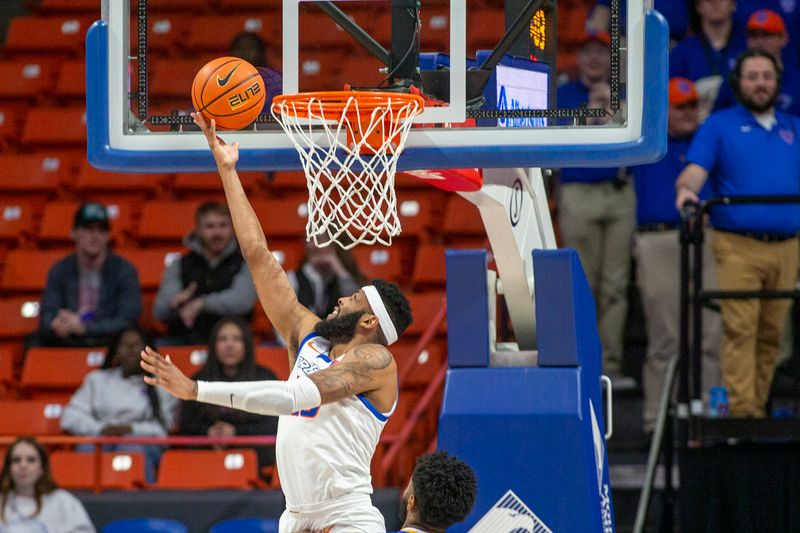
[192,112,318,361]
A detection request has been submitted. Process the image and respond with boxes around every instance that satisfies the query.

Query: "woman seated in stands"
[0,436,95,532]
[60,327,178,483]
[178,317,278,473]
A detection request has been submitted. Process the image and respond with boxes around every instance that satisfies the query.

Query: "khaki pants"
[558,180,636,373]
[712,231,800,417]
[636,230,721,432]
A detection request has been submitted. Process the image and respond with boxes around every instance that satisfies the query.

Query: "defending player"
[141,112,412,533]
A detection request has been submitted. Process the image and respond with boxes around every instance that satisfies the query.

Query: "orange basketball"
[191,57,265,130]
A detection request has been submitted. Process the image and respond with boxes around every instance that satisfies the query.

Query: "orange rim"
[271,91,424,120]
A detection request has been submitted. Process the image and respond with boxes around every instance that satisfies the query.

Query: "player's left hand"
[140,346,197,400]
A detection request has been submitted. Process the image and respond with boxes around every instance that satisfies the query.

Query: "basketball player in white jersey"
[140,113,413,533]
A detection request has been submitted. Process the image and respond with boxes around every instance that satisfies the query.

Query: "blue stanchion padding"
[445,250,491,368]
[533,248,601,370]
[438,248,614,532]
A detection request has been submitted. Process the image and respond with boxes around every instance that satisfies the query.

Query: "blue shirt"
[596,0,691,40]
[687,105,800,234]
[633,136,712,226]
[556,80,621,183]
[669,32,747,81]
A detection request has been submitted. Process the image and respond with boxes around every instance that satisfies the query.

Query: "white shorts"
[278,493,386,533]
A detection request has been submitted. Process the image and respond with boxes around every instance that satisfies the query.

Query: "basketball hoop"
[271,91,424,250]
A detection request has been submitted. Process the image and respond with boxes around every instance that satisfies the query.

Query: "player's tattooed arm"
[307,344,395,404]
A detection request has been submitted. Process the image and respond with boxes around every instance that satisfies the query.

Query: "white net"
[272,92,423,250]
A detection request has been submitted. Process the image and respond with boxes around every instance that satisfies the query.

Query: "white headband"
[363,285,398,345]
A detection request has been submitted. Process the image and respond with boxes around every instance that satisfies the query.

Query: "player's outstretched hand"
[191,112,239,170]
[140,346,197,400]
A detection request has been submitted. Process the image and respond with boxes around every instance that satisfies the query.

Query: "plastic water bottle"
[708,386,729,417]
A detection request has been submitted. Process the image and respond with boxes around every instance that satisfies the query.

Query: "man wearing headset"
[675,49,800,418]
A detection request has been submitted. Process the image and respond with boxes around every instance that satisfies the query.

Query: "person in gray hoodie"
[153,201,257,345]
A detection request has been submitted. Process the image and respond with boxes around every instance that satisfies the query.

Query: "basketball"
[191,57,264,130]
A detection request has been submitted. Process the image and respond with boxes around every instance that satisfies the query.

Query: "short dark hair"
[371,279,412,344]
[195,201,231,224]
[412,451,477,528]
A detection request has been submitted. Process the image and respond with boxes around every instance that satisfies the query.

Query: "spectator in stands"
[556,82,635,386]
[675,49,800,417]
[716,9,800,115]
[61,327,178,482]
[633,78,721,434]
[0,436,95,532]
[178,317,278,470]
[670,0,746,120]
[557,31,611,115]
[586,0,691,43]
[288,243,367,319]
[732,0,800,44]
[30,202,141,348]
[153,201,257,345]
[231,32,282,114]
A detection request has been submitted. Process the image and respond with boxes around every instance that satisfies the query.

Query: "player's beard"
[314,311,365,344]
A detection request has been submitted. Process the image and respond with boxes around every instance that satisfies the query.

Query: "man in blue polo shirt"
[675,49,800,417]
[633,78,721,433]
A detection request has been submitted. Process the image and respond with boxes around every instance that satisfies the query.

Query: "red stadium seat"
[0,297,42,341]
[0,249,68,294]
[21,107,87,147]
[393,339,446,387]
[352,246,405,284]
[0,399,65,435]
[129,14,192,56]
[154,449,260,489]
[172,171,258,196]
[4,16,93,56]
[0,200,36,244]
[0,59,58,100]
[265,239,306,272]
[252,197,309,239]
[54,59,86,99]
[254,345,290,381]
[0,153,75,194]
[186,15,276,55]
[156,345,208,378]
[0,105,27,149]
[396,193,437,239]
[404,291,447,337]
[20,347,106,392]
[150,59,202,101]
[116,247,184,291]
[76,159,165,195]
[411,243,447,288]
[138,200,202,244]
[442,195,485,236]
[50,450,146,490]
[0,348,15,397]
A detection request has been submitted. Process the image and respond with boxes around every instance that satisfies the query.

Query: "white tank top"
[277,333,395,511]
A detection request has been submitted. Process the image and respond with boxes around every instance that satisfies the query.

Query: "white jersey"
[277,333,395,511]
